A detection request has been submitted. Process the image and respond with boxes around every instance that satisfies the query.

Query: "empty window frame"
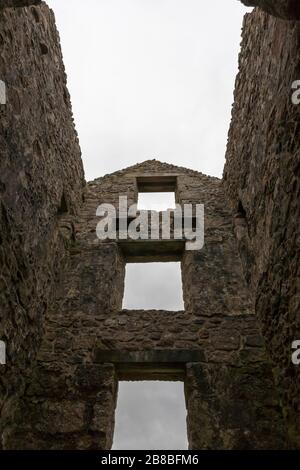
[136,175,177,212]
[113,381,188,450]
[122,262,184,310]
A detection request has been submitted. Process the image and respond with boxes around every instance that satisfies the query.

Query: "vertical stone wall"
[0,1,85,446]
[224,7,300,446]
[3,363,117,450]
[185,362,286,450]
[177,167,252,316]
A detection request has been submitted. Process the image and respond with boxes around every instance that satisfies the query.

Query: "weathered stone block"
[36,401,86,434]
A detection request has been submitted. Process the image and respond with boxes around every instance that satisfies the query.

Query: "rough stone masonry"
[224,1,300,447]
[0,0,299,449]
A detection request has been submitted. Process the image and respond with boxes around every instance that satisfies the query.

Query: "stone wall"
[1,0,298,451]
[186,362,285,449]
[0,1,85,446]
[224,7,300,446]
[3,363,117,450]
[5,161,287,449]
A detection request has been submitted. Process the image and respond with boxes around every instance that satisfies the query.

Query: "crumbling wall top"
[240,0,300,19]
[0,0,40,8]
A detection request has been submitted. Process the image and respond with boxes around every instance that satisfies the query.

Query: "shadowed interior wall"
[224,5,300,446]
[0,0,85,447]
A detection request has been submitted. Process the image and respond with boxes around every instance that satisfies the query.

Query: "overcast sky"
[123,263,184,310]
[46,0,252,450]
[47,0,251,180]
[113,381,187,450]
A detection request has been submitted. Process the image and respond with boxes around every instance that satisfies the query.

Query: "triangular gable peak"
[91,159,220,185]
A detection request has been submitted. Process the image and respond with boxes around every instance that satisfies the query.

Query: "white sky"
[47,0,251,181]
[138,192,176,211]
[123,263,184,310]
[113,381,187,450]
[46,0,252,450]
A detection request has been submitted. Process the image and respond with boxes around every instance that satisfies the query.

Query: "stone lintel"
[95,350,205,381]
[136,174,178,193]
[118,240,185,262]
